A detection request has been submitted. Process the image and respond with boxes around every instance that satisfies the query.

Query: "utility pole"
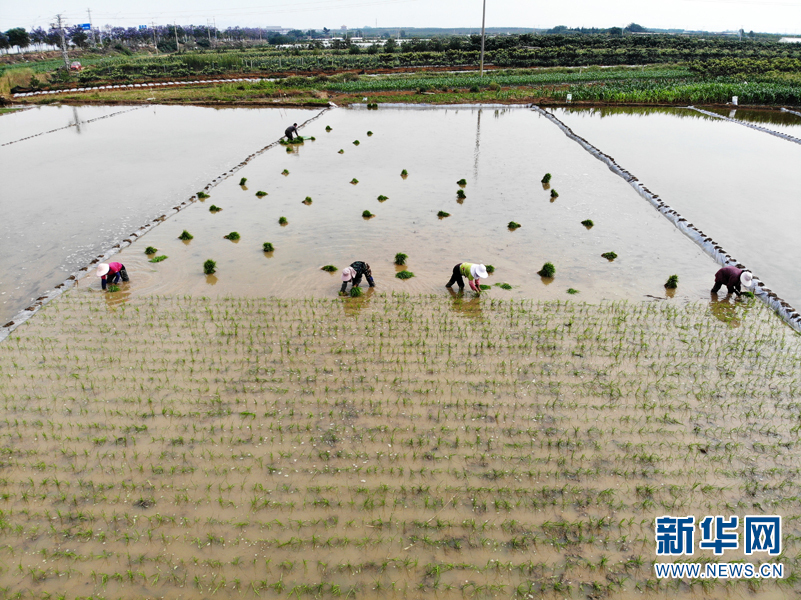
[479,0,487,76]
[207,19,213,47]
[87,8,96,47]
[174,21,179,53]
[55,14,70,69]
[151,21,158,53]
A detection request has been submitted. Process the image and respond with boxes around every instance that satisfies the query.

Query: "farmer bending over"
[711,266,753,297]
[446,262,488,293]
[285,123,299,140]
[97,262,129,290]
[340,261,375,294]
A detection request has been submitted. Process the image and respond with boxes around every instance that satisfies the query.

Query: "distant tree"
[348,44,361,54]
[68,25,89,48]
[546,25,569,34]
[367,43,379,54]
[322,27,330,36]
[288,29,305,40]
[6,27,30,52]
[608,27,623,37]
[45,27,61,47]
[625,23,647,33]
[384,37,397,53]
[0,31,9,53]
[30,26,47,49]
[399,29,406,38]
[748,30,756,38]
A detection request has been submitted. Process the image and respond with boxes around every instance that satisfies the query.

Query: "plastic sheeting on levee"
[531,104,801,334]
[687,106,801,146]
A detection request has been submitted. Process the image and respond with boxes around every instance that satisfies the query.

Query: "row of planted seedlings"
[0,291,799,597]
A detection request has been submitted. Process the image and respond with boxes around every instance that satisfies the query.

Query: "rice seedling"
[282,169,290,176]
[550,189,559,199]
[239,177,247,186]
[401,169,408,177]
[353,140,360,146]
[148,255,168,263]
[541,173,552,184]
[209,205,222,213]
[338,149,344,154]
[601,251,618,261]
[278,216,288,225]
[486,265,495,274]
[256,191,268,197]
[203,259,216,274]
[178,230,193,240]
[321,265,337,272]
[581,219,594,228]
[742,290,755,298]
[538,262,556,277]
[351,178,359,184]
[457,179,467,186]
[349,286,363,298]
[395,270,414,279]
[303,197,313,205]
[508,221,521,230]
[567,288,580,294]
[456,190,466,199]
[263,242,275,252]
[107,284,120,292]
[325,125,332,131]
[197,191,210,199]
[362,210,374,218]
[144,246,158,255]
[377,195,389,202]
[394,253,408,265]
[437,211,450,218]
[479,284,491,290]
[494,282,513,290]
[664,275,679,289]
[224,232,241,241]
[367,131,373,136]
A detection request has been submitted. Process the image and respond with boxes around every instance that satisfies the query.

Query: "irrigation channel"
[1,104,801,598]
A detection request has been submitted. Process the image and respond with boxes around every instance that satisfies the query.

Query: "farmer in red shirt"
[711,266,753,297]
[97,262,129,290]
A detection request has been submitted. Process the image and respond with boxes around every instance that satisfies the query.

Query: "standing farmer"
[97,262,129,290]
[446,262,489,293]
[711,266,753,297]
[340,261,375,294]
[285,123,299,140]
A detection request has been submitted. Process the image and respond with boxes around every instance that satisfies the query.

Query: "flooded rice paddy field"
[1,291,800,599]
[100,106,716,306]
[0,105,316,325]
[555,106,801,311]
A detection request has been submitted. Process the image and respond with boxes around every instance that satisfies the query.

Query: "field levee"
[0,290,800,598]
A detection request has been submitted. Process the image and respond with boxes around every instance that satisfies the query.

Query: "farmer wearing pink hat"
[96,262,129,290]
[340,261,374,294]
[446,262,489,293]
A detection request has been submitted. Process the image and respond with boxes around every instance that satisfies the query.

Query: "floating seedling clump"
[377,195,389,202]
[362,210,374,218]
[178,230,193,240]
[278,216,288,225]
[238,177,247,186]
[742,290,755,298]
[209,205,222,213]
[486,265,495,274]
[539,262,556,278]
[367,131,373,136]
[541,173,552,184]
[351,178,359,184]
[581,219,594,228]
[107,284,120,292]
[263,242,275,252]
[457,178,467,186]
[401,169,408,177]
[601,251,618,261]
[665,274,679,289]
[197,191,210,199]
[479,284,491,290]
[144,246,158,255]
[203,259,216,275]
[321,265,337,272]
[325,125,332,131]
[550,189,559,199]
[338,149,344,154]
[395,270,414,280]
[353,140,360,146]
[224,232,240,241]
[437,211,450,218]
[281,169,289,176]
[495,283,513,290]
[567,288,580,295]
[149,255,168,263]
[394,253,408,266]
[508,221,521,230]
[303,197,312,205]
[349,286,363,298]
[255,191,268,197]
[456,189,466,199]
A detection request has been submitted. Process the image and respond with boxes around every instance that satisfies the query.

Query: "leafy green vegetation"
[263,242,275,252]
[394,253,408,266]
[325,125,332,131]
[495,283,513,290]
[349,286,363,297]
[203,259,216,274]
[148,255,168,263]
[457,178,467,186]
[144,246,158,255]
[665,274,679,289]
[457,189,466,199]
[239,177,247,186]
[321,265,337,272]
[486,265,495,274]
[567,288,580,294]
[282,169,289,175]
[178,230,193,240]
[437,211,450,218]
[479,284,491,290]
[508,221,521,230]
[224,232,240,240]
[367,131,373,136]
[401,169,408,176]
[353,140,360,146]
[362,210,374,218]
[197,191,210,199]
[539,262,556,278]
[550,189,559,199]
[601,251,618,261]
[581,219,594,228]
[351,178,359,184]
[377,195,389,202]
[107,284,120,292]
[255,191,268,197]
[209,205,222,213]
[278,216,288,225]
[541,173,552,184]
[395,270,415,279]
[303,197,312,205]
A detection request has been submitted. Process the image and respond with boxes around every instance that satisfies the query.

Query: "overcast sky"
[2,0,799,34]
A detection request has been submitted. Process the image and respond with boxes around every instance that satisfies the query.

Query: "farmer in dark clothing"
[285,123,299,140]
[340,261,375,294]
[446,262,489,293]
[97,262,129,290]
[711,266,753,296]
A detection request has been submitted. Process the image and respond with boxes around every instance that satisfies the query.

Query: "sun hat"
[341,267,355,281]
[472,264,489,279]
[96,263,110,277]
[740,270,753,288]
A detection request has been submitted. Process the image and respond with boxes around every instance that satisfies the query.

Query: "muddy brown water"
[554,106,801,312]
